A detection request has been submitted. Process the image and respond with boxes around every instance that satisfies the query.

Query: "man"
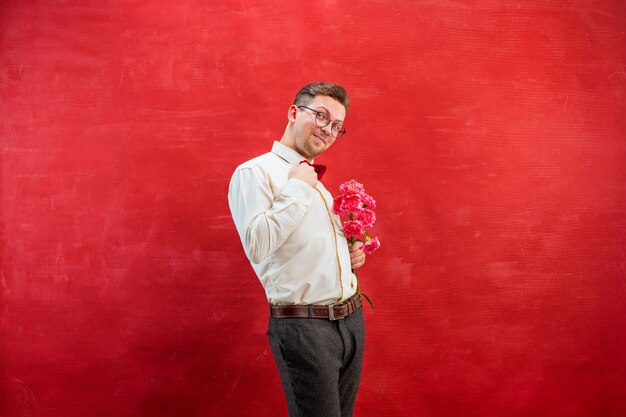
[228,82,366,417]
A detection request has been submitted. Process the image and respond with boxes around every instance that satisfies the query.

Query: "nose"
[319,124,330,137]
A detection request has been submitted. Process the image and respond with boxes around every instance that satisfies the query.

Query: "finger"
[350,247,363,257]
[348,240,364,250]
[349,248,364,258]
[351,257,365,269]
[350,251,365,263]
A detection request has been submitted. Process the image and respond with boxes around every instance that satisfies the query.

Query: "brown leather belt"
[270,294,362,321]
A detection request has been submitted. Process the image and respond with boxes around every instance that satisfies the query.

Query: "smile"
[313,134,326,145]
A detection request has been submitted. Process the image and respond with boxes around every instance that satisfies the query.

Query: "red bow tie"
[299,160,327,181]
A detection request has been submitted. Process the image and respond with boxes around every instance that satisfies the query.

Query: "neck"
[278,127,294,149]
[278,130,306,159]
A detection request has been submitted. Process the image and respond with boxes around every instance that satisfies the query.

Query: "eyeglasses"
[297,106,347,139]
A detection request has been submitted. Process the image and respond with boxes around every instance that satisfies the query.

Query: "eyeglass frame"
[297,105,347,139]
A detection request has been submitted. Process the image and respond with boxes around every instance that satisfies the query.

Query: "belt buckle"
[328,303,344,321]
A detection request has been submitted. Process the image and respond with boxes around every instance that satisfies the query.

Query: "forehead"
[308,95,346,121]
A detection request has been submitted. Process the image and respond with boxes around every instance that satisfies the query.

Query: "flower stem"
[350,237,374,310]
[351,267,375,310]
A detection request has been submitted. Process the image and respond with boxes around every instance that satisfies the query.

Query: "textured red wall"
[1,1,625,416]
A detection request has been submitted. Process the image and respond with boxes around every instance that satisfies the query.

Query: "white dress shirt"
[228,141,358,306]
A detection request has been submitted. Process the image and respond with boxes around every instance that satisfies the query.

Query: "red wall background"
[1,1,625,416]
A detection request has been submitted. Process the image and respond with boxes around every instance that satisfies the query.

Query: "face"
[286,95,346,160]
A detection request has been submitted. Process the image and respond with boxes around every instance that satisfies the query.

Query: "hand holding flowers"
[348,240,365,270]
[333,180,381,308]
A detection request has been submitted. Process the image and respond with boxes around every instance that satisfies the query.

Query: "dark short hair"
[293,82,350,111]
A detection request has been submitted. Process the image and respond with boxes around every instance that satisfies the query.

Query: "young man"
[228,82,366,417]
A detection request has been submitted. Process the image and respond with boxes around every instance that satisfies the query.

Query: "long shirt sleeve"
[227,142,358,306]
[228,165,315,264]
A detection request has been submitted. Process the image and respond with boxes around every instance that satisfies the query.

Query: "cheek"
[295,122,309,138]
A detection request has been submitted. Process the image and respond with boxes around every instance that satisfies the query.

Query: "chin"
[310,145,325,158]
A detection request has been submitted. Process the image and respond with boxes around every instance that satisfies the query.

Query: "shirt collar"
[271,141,313,165]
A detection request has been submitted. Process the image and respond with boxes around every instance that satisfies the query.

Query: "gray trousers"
[267,308,365,417]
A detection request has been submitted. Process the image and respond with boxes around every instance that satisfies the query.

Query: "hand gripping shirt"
[228,141,357,306]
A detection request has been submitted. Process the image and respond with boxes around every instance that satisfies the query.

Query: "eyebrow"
[314,106,344,124]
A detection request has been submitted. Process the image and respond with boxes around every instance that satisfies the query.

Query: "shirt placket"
[314,187,344,302]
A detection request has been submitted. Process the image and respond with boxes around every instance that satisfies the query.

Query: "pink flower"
[362,237,381,255]
[342,220,363,238]
[339,179,365,195]
[332,195,346,215]
[357,209,376,229]
[339,194,364,214]
[361,192,377,210]
[334,179,380,309]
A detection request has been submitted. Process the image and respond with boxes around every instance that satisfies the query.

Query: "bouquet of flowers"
[332,180,381,308]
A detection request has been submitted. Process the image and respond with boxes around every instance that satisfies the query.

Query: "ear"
[287,105,298,123]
